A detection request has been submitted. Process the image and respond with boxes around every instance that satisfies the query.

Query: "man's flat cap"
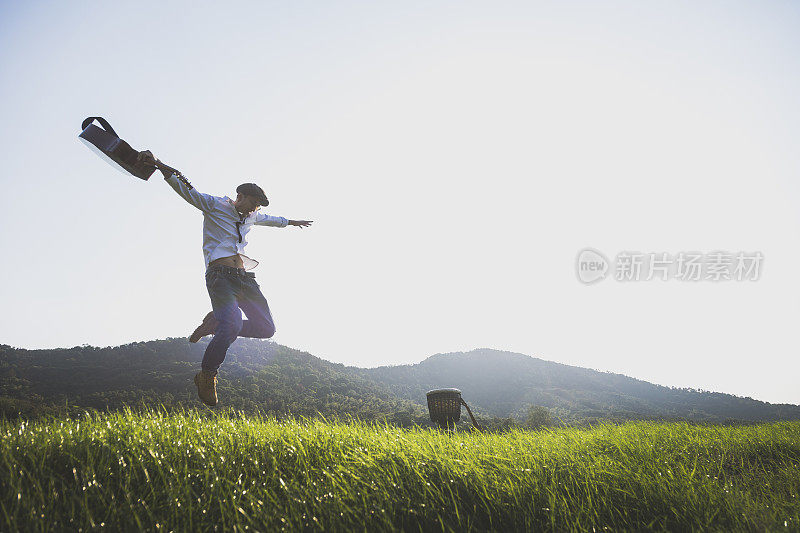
[236,183,269,206]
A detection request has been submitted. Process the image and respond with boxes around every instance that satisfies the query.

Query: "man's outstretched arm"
[138,150,216,212]
[254,212,313,228]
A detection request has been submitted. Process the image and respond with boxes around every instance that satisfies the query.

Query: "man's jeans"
[202,266,276,372]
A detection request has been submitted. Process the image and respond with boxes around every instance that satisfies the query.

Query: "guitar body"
[78,117,156,181]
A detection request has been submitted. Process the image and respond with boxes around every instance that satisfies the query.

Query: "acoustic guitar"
[78,117,158,180]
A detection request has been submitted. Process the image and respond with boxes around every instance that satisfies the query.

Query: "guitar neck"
[153,160,182,176]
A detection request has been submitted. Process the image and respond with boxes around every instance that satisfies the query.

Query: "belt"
[206,265,256,278]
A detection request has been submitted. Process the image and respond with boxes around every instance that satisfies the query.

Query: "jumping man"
[137,150,312,406]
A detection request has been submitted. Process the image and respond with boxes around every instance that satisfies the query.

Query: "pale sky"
[1,1,799,404]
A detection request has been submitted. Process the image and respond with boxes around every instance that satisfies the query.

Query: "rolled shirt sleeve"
[254,212,289,227]
[164,172,217,212]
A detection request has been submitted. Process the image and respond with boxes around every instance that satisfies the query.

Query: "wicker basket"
[426,388,462,428]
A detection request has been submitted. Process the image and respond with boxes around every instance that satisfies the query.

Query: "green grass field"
[1,410,798,532]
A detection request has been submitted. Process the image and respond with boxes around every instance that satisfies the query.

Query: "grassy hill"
[2,410,799,531]
[1,340,798,424]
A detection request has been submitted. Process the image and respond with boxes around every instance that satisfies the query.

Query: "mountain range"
[1,339,798,426]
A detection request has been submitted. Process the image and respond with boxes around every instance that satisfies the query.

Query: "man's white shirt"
[164,172,288,270]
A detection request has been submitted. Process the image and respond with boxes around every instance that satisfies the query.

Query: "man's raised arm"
[138,150,215,212]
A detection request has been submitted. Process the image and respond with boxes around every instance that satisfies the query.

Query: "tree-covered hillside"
[0,339,425,424]
[361,349,800,424]
[1,340,798,425]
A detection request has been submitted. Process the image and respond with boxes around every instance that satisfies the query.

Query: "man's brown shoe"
[189,311,218,343]
[194,370,218,406]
